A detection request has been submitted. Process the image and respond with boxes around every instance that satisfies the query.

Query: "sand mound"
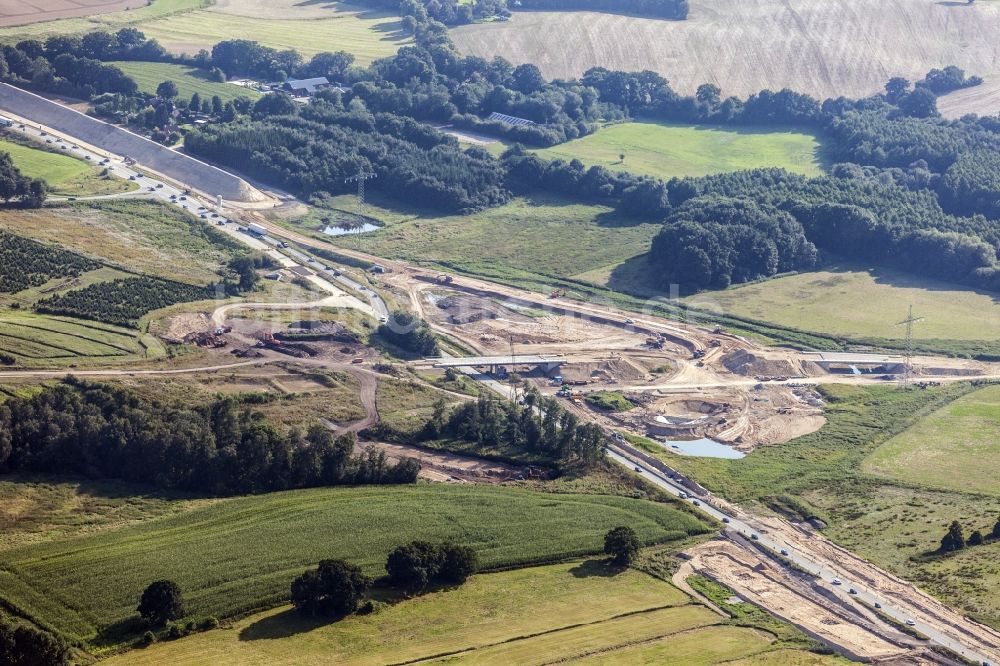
[722,349,798,377]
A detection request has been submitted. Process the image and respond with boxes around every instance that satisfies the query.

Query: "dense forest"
[186,100,509,213]
[0,379,419,495]
[0,230,97,293]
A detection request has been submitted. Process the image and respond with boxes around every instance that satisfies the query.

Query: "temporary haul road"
[3,110,1000,665]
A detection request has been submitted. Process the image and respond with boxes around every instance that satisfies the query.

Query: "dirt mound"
[561,357,647,384]
[160,312,213,343]
[722,349,799,377]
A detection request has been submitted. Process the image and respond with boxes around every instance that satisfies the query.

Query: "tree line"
[0,379,420,495]
[405,390,606,469]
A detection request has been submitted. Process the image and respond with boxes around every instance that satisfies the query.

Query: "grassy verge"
[585,390,637,412]
[0,136,134,196]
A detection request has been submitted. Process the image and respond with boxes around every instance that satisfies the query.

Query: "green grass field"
[0,200,241,285]
[0,484,708,643]
[532,122,824,179]
[110,61,262,102]
[106,562,755,666]
[680,263,1000,343]
[0,139,134,196]
[863,385,1000,495]
[290,194,660,285]
[135,5,410,61]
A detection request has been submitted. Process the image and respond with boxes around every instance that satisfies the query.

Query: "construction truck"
[436,274,453,284]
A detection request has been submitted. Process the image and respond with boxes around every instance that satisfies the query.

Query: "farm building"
[283,77,331,96]
[488,111,535,126]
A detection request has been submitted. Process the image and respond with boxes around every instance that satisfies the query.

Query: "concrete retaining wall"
[0,84,264,203]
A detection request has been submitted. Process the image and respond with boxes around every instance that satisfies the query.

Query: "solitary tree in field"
[291,559,371,618]
[939,520,966,553]
[137,580,185,625]
[156,80,179,100]
[604,526,640,566]
[969,530,984,546]
[992,517,1000,540]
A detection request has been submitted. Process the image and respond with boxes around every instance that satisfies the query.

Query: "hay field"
[105,562,769,666]
[0,0,206,38]
[451,0,1000,115]
[135,1,410,61]
[535,122,823,179]
[0,0,144,28]
[863,385,1000,495]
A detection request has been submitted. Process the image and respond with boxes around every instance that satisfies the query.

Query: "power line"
[344,170,376,219]
[894,305,924,388]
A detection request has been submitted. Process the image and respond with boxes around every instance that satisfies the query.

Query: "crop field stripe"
[0,324,126,356]
[0,339,76,359]
[3,321,136,353]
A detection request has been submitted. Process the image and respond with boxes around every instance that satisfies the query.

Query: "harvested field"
[451,0,1000,115]
[0,0,144,27]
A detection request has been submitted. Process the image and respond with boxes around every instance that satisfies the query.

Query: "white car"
[831,578,842,585]
[905,619,916,627]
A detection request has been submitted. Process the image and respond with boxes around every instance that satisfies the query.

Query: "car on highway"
[179,196,187,200]
[624,318,635,324]
[633,466,643,473]
[831,578,842,585]
[874,602,882,609]
[148,187,156,192]
[905,619,916,626]
[750,533,759,540]
[691,499,700,506]
[156,183,163,188]
[722,517,730,523]
[379,317,388,324]
[351,358,364,364]
[849,588,858,595]
[780,549,789,556]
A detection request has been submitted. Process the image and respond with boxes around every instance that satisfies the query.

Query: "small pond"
[323,222,380,236]
[662,438,745,459]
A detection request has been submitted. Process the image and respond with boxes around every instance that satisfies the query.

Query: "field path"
[451,0,1000,114]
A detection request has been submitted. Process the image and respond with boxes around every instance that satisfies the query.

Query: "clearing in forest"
[534,122,824,179]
